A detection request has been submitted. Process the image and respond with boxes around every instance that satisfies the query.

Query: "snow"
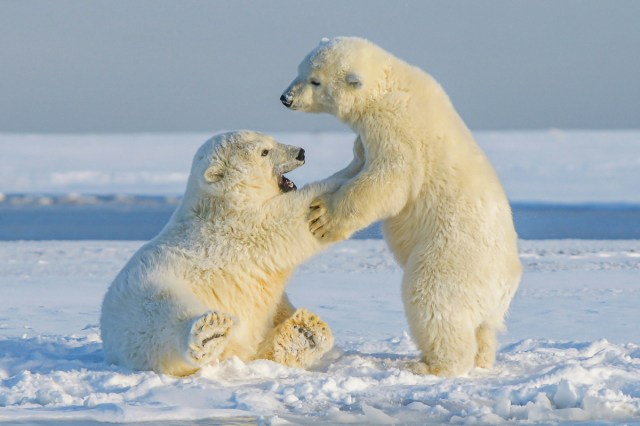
[1,130,640,203]
[1,239,640,424]
[1,130,640,424]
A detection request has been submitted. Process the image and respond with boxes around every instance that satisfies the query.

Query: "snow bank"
[1,239,640,424]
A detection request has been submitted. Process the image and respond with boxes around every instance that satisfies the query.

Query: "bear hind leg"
[474,322,496,369]
[405,315,477,377]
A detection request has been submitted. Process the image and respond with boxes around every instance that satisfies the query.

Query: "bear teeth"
[279,175,297,193]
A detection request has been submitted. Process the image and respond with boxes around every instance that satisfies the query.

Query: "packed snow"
[1,240,639,424]
[1,131,640,424]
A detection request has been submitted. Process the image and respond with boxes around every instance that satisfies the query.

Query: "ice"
[1,130,639,203]
[361,403,396,424]
[554,379,578,409]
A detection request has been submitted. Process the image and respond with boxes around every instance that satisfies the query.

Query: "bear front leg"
[309,160,412,242]
[184,311,234,367]
[324,136,365,182]
[257,308,334,369]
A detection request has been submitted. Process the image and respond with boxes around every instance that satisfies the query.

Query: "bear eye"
[310,79,321,87]
[261,149,270,157]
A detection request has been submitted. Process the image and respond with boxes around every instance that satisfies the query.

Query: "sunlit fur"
[283,37,522,377]
[101,131,338,376]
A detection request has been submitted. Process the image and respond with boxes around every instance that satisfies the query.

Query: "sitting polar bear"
[101,131,337,376]
[281,37,522,377]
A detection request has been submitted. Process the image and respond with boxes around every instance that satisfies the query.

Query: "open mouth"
[278,174,297,192]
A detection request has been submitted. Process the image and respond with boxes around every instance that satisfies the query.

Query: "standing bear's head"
[280,36,393,121]
[187,131,305,205]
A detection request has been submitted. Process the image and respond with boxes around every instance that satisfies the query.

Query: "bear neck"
[186,194,265,222]
[343,66,464,139]
[165,185,262,233]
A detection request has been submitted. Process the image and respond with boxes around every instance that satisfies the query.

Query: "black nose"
[280,94,293,107]
[296,148,305,161]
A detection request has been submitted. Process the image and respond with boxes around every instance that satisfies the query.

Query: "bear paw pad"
[272,309,334,368]
[186,311,232,366]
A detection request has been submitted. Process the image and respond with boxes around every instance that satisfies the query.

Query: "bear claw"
[270,308,334,367]
[186,311,233,365]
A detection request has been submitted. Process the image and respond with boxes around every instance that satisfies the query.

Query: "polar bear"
[101,131,338,376]
[281,37,522,377]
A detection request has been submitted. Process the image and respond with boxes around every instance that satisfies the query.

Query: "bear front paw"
[308,197,347,242]
[271,308,334,368]
[186,311,233,366]
[308,197,328,232]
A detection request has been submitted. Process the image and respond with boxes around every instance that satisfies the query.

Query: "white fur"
[100,131,337,376]
[282,37,522,377]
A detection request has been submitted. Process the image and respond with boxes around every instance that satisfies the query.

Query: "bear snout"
[280,93,293,108]
[296,148,305,162]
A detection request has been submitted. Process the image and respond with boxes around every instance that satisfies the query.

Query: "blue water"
[353,203,640,240]
[1,202,639,240]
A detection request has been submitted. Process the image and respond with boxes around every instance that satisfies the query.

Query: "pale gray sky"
[1,0,639,133]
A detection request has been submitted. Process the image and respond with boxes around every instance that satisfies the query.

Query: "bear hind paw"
[186,311,233,366]
[271,309,334,368]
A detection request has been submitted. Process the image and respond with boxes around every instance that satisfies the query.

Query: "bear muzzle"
[280,92,293,108]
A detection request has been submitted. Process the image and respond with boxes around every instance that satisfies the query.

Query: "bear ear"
[204,162,224,183]
[346,73,363,88]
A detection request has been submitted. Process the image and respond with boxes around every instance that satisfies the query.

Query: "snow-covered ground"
[1,239,639,424]
[1,131,640,424]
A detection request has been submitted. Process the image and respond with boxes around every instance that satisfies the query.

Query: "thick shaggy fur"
[282,37,522,377]
[101,131,336,376]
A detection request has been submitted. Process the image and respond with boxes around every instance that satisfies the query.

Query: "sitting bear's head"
[280,36,390,120]
[190,131,305,204]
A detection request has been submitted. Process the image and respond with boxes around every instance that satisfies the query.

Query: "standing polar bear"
[101,131,337,376]
[281,37,522,377]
